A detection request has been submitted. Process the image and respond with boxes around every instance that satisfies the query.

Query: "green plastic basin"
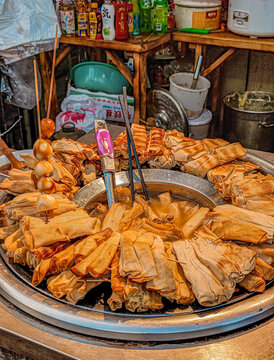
[70,61,131,94]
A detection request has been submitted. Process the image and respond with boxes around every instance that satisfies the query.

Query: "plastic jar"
[188,109,212,140]
[174,0,221,30]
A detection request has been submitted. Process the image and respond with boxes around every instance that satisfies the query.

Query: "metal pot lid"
[147,88,189,135]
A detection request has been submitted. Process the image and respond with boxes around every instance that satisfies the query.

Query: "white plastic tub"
[169,72,211,119]
[175,0,221,30]
[188,108,212,139]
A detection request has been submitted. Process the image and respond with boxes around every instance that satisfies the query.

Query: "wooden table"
[40,33,171,123]
[172,31,274,113]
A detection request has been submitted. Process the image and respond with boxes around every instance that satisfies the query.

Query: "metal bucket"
[222,91,274,152]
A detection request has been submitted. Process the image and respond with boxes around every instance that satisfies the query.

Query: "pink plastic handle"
[96,129,114,158]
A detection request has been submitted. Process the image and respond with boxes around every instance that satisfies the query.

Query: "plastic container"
[153,0,168,33]
[169,72,211,119]
[115,0,129,40]
[228,0,274,38]
[188,109,212,139]
[70,62,131,94]
[102,0,115,40]
[174,0,221,30]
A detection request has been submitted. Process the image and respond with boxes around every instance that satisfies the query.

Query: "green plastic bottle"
[132,0,140,35]
[153,0,168,33]
[139,0,152,33]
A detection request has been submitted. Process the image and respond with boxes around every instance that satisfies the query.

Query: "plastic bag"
[56,107,106,134]
[0,0,61,64]
[64,85,134,122]
[0,56,41,109]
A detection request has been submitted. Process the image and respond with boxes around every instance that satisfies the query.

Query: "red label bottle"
[114,0,128,40]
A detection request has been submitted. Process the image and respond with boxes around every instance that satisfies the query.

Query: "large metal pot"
[222,91,274,152]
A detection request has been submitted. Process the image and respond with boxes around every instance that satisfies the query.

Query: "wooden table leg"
[211,67,221,115]
[139,53,147,122]
[190,44,207,71]
[133,52,141,123]
[194,44,203,69]
[55,46,72,68]
[104,50,133,86]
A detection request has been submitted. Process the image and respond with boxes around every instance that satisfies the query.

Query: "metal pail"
[222,91,274,152]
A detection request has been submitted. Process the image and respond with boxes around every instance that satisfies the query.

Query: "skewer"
[121,87,135,202]
[47,24,59,119]
[119,94,149,202]
[0,138,26,169]
[33,59,41,138]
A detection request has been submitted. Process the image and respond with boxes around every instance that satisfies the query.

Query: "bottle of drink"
[89,2,98,39]
[153,0,168,33]
[115,0,128,40]
[140,0,152,33]
[132,0,140,35]
[101,0,115,40]
[60,3,75,36]
[75,0,90,37]
[92,2,103,39]
[128,0,134,37]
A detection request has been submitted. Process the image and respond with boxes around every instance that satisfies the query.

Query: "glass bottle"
[128,0,134,37]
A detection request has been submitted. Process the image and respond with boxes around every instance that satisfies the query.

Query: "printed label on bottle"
[128,13,134,32]
[232,10,249,29]
[156,22,162,31]
[78,12,89,36]
[102,7,111,19]
[142,0,151,8]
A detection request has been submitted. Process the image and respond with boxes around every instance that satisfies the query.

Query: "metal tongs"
[95,120,116,209]
[119,87,149,203]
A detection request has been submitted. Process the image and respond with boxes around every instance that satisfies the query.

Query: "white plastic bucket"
[174,0,221,30]
[169,72,211,119]
[188,108,212,139]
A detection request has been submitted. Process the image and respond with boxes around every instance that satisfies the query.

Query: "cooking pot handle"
[259,115,274,128]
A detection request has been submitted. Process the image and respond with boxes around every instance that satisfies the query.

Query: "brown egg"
[37,176,56,193]
[41,118,55,138]
[37,194,58,212]
[34,161,53,177]
[33,138,53,161]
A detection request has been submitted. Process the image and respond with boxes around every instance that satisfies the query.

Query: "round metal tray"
[0,168,273,341]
